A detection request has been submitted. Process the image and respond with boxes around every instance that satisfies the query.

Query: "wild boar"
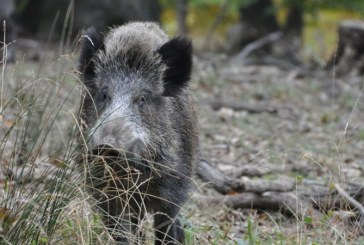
[78,22,198,244]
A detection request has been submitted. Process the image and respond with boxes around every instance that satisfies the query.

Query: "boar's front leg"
[154,210,184,245]
[97,193,144,244]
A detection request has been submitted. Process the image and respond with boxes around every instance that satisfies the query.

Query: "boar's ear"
[158,37,192,97]
[78,27,104,86]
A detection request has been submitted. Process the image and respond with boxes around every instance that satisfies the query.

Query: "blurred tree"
[15,0,161,42]
[282,0,304,58]
[283,0,304,38]
[176,0,188,36]
[227,0,303,55]
[326,20,364,75]
[0,0,17,62]
[240,0,279,36]
[226,0,364,55]
[305,0,364,14]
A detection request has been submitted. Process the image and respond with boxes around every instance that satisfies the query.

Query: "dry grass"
[0,41,191,245]
[1,33,364,244]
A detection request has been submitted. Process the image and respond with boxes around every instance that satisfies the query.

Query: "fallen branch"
[197,159,294,194]
[301,182,364,211]
[234,31,282,61]
[243,178,295,193]
[197,159,364,218]
[197,159,241,194]
[209,99,277,114]
[196,192,306,217]
[334,183,364,221]
[230,163,285,178]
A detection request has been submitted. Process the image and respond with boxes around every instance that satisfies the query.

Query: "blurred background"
[1,0,364,64]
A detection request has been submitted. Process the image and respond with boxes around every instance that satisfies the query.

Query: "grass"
[2,21,364,245]
[0,35,198,245]
[1,53,363,244]
[0,38,113,243]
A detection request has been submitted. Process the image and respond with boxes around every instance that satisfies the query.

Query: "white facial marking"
[90,94,149,147]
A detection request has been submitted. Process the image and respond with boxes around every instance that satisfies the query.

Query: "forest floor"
[188,53,364,244]
[1,49,364,244]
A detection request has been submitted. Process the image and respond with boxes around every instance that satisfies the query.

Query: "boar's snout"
[92,138,143,157]
[92,144,118,158]
[91,139,144,162]
[90,141,149,173]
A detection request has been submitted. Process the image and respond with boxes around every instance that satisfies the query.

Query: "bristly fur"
[95,22,168,86]
[79,27,104,87]
[77,22,198,244]
[158,37,193,97]
[79,22,192,97]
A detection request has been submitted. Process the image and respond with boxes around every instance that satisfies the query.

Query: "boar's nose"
[91,141,148,172]
[91,141,142,159]
[127,139,143,156]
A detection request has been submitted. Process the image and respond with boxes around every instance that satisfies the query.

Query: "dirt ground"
[1,49,364,244]
[187,53,364,244]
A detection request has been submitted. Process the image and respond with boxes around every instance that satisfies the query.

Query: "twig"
[1,20,7,114]
[234,31,282,61]
[197,159,294,194]
[230,164,285,178]
[196,158,240,194]
[242,178,295,194]
[196,192,306,217]
[334,183,364,218]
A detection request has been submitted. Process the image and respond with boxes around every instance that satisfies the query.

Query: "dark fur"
[79,27,104,86]
[78,22,198,245]
[158,37,192,97]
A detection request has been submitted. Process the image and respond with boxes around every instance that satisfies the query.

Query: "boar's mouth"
[90,144,150,173]
[91,144,120,159]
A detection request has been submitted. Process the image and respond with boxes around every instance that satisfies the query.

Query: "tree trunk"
[284,5,304,37]
[226,0,279,53]
[239,0,279,34]
[16,0,161,41]
[176,0,188,36]
[327,20,364,75]
[283,4,304,51]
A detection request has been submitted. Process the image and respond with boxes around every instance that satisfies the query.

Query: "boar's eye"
[99,87,109,102]
[138,96,147,109]
[97,88,110,105]
[97,87,110,112]
[134,93,151,111]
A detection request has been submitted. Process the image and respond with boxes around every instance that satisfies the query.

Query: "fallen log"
[196,159,364,220]
[229,163,285,178]
[197,159,241,194]
[243,178,295,193]
[196,192,307,217]
[197,159,294,194]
